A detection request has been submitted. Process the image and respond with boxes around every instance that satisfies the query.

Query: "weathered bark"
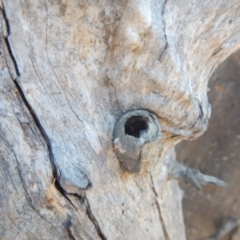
[177,50,240,240]
[0,1,240,239]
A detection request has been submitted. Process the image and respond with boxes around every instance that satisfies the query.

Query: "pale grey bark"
[0,1,240,239]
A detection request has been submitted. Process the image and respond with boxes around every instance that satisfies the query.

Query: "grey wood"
[1,1,240,239]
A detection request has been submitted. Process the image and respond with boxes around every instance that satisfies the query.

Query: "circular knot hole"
[124,116,149,138]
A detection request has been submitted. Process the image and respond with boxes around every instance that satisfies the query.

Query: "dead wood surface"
[1,1,240,239]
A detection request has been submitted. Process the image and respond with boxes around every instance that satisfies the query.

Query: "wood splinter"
[167,158,227,190]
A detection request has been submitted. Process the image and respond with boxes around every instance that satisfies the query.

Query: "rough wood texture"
[1,1,240,239]
[177,50,240,240]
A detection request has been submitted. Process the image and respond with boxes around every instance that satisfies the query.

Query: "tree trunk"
[0,1,240,239]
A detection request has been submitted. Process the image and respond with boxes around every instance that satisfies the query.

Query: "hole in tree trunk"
[124,116,149,138]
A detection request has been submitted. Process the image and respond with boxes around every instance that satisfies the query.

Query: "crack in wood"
[2,6,105,239]
[1,4,78,238]
[2,4,20,77]
[65,216,77,240]
[150,174,171,240]
[85,197,107,240]
[2,1,64,191]
[73,194,107,240]
[158,0,168,62]
[0,134,61,236]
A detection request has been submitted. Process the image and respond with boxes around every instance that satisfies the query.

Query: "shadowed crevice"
[71,194,107,240]
[158,0,169,61]
[1,4,78,237]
